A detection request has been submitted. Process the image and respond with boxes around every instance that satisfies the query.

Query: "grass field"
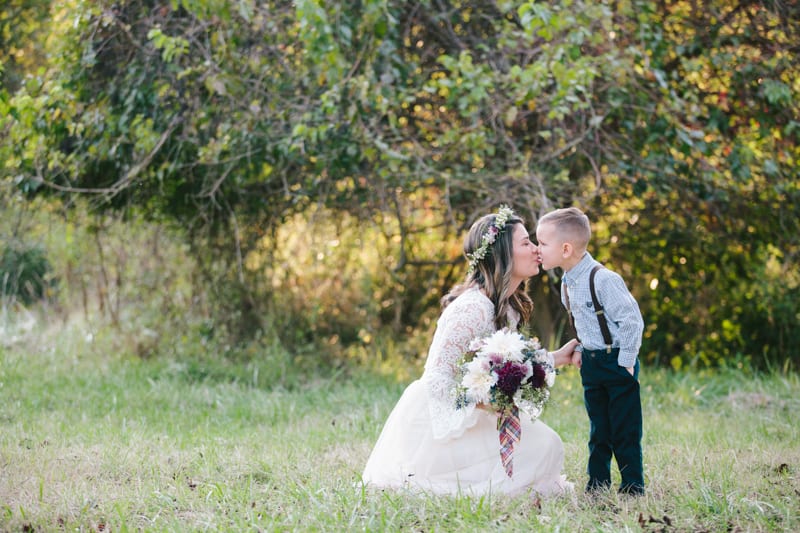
[1,320,798,532]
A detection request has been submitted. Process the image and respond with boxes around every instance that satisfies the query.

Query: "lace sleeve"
[423,290,494,441]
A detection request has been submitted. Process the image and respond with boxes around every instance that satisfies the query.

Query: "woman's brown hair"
[441,211,533,329]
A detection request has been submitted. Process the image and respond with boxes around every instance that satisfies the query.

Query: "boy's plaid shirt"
[561,252,644,368]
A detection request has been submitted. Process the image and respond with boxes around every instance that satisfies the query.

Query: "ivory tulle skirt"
[361,379,573,497]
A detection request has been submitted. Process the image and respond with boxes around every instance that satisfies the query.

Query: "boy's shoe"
[618,483,645,496]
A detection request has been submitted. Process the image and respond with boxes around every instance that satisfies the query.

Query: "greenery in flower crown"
[466,205,515,275]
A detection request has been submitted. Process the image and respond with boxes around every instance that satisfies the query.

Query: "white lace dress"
[361,287,572,496]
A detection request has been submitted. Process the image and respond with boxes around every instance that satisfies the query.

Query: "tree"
[1,0,797,367]
[591,0,800,366]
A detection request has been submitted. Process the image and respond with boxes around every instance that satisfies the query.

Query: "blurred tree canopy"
[1,0,798,369]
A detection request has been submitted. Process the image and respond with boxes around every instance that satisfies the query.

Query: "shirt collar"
[563,252,594,286]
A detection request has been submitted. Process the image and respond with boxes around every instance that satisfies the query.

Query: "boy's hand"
[625,366,634,376]
[571,350,582,369]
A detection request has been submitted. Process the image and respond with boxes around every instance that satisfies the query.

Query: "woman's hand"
[475,403,496,414]
[550,338,580,367]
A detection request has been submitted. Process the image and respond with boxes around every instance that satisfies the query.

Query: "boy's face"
[535,221,565,270]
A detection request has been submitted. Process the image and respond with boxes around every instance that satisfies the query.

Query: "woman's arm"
[423,296,494,439]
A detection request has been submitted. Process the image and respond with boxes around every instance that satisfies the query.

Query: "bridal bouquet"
[454,328,556,477]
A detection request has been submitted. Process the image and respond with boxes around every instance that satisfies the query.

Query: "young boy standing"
[536,207,645,496]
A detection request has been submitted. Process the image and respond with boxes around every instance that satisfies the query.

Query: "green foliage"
[233,202,460,358]
[584,0,800,368]
[0,0,50,94]
[0,0,798,368]
[0,240,53,304]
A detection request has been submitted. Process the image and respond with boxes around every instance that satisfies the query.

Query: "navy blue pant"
[580,348,644,495]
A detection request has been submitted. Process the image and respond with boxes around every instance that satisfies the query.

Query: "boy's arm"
[599,271,644,368]
[549,338,580,367]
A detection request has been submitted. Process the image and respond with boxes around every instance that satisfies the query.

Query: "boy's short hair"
[539,207,591,251]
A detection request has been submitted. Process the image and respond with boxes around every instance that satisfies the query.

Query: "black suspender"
[564,265,614,353]
[589,265,614,352]
[563,280,578,342]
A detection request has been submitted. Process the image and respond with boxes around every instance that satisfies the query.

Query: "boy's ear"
[561,241,573,258]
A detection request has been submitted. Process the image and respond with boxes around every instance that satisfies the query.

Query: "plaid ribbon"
[497,405,521,478]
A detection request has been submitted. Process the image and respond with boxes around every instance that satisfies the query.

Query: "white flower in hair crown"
[467,205,515,275]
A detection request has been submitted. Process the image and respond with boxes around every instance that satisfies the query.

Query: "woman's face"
[510,223,540,283]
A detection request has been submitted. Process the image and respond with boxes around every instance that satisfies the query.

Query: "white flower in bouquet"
[522,360,534,381]
[479,329,527,363]
[545,368,556,388]
[467,337,486,352]
[462,356,496,404]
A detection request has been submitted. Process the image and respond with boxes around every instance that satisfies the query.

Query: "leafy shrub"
[0,241,54,304]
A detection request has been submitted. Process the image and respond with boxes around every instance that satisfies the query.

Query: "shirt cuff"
[617,351,637,368]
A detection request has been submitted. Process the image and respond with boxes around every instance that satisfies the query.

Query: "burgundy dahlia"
[529,363,546,389]
[495,361,526,397]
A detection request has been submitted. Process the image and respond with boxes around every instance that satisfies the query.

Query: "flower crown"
[467,205,515,275]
